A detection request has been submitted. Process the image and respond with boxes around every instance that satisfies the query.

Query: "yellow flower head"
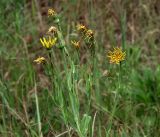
[107,47,126,64]
[86,29,94,38]
[34,57,46,64]
[77,24,87,32]
[40,37,57,49]
[71,40,80,49]
[48,8,56,17]
[48,26,57,34]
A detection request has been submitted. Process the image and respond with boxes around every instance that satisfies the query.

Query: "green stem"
[34,82,43,137]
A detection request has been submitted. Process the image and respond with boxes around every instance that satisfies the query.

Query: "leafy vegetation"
[0,0,160,137]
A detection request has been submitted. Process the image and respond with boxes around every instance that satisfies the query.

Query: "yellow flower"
[71,40,80,49]
[85,29,94,38]
[107,47,126,64]
[48,26,57,34]
[40,37,57,49]
[77,24,87,32]
[48,8,56,17]
[34,57,46,64]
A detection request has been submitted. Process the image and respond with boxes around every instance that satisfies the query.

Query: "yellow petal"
[40,38,45,47]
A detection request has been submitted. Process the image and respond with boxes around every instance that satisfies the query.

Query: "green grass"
[0,0,160,137]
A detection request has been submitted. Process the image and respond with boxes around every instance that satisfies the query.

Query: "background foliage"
[0,0,160,136]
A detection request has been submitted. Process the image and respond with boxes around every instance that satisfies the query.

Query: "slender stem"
[118,63,121,89]
[34,81,43,137]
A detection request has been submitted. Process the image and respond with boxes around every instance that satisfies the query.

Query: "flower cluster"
[34,57,46,64]
[77,24,87,34]
[70,23,95,50]
[34,8,126,65]
[48,8,56,17]
[71,40,80,49]
[85,29,94,39]
[76,24,94,40]
[48,26,57,34]
[34,8,59,64]
[107,47,126,64]
[40,37,57,49]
